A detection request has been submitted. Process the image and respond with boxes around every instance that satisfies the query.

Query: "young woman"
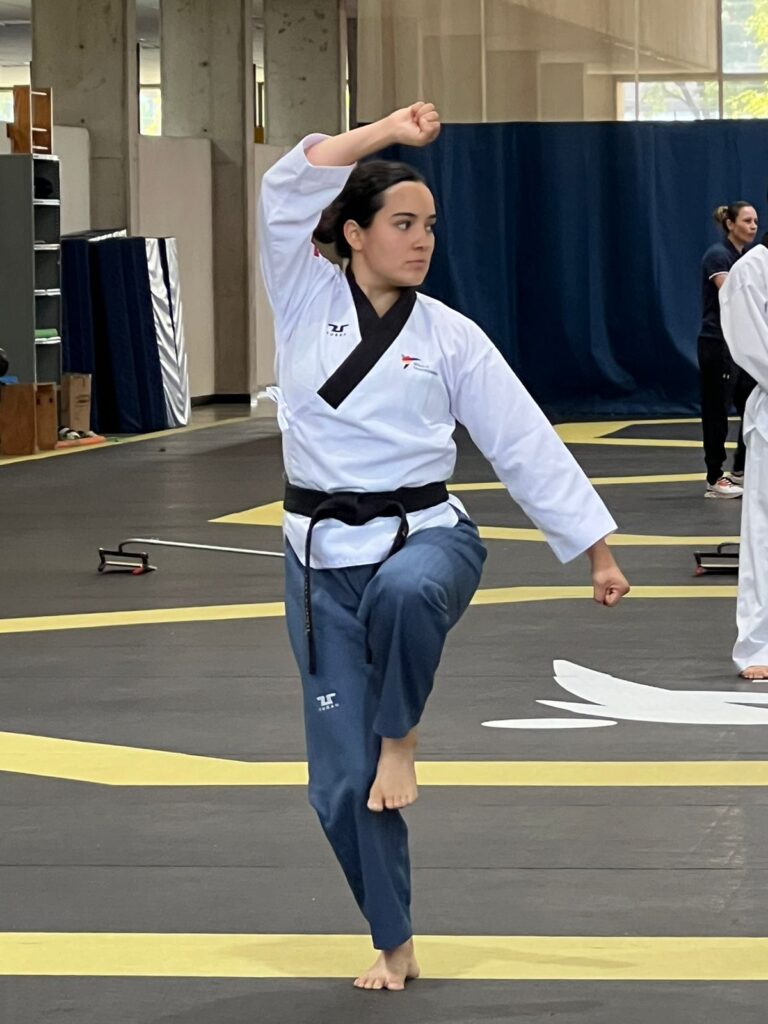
[258,101,630,991]
[720,237,768,682]
[698,202,758,498]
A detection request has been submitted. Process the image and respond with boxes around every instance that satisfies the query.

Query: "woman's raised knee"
[366,570,447,615]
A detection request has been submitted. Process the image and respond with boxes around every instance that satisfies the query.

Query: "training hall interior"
[2,0,768,1021]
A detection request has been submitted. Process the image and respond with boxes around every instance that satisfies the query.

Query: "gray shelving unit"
[0,153,62,385]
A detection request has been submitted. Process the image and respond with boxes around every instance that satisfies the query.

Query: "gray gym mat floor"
[1,411,766,1023]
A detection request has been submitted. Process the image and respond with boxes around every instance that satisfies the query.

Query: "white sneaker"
[705,476,744,499]
[727,471,745,484]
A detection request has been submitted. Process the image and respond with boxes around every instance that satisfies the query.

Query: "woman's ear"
[343,219,364,252]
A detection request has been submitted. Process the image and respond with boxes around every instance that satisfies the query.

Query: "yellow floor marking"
[471,585,736,605]
[212,500,284,526]
[0,602,286,635]
[0,726,763,787]
[417,761,768,787]
[587,473,705,485]
[215,476,707,518]
[570,438,733,450]
[212,501,738,546]
[477,527,740,546]
[0,732,309,786]
[0,416,723,468]
[0,586,736,637]
[0,440,115,466]
[0,415,254,467]
[452,473,705,490]
[2,932,768,980]
[560,418,700,433]
[554,419,735,450]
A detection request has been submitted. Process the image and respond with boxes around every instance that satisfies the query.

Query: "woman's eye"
[396,221,410,230]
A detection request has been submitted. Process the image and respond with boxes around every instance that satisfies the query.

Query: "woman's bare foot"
[367,729,418,812]
[740,665,768,681]
[353,938,420,991]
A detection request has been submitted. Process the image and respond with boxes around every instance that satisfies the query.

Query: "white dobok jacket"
[720,244,768,442]
[719,243,768,671]
[258,134,617,569]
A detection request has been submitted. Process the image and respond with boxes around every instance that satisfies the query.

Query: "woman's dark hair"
[713,201,753,233]
[314,160,428,259]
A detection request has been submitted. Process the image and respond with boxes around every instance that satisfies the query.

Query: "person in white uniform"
[258,101,631,991]
[719,237,768,681]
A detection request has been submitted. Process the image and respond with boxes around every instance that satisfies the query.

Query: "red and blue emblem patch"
[401,355,420,368]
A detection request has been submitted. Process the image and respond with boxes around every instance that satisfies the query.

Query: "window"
[0,90,13,123]
[621,81,720,122]
[139,86,162,136]
[2,83,161,135]
[138,42,161,136]
[620,0,768,121]
[724,77,768,115]
[721,0,766,73]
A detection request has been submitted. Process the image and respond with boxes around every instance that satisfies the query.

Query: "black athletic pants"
[697,334,755,485]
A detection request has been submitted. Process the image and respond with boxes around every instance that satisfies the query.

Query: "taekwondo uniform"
[258,135,618,949]
[719,245,768,671]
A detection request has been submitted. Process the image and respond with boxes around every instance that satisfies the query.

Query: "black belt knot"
[284,481,449,674]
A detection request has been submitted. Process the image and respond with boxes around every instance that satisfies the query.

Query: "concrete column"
[161,0,256,396]
[264,0,343,147]
[31,0,138,232]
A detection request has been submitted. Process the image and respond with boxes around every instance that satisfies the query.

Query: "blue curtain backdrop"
[61,237,168,433]
[380,120,768,419]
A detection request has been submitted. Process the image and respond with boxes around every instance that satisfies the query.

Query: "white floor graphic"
[483,660,768,729]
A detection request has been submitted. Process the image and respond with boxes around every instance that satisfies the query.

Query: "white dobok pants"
[734,419,768,671]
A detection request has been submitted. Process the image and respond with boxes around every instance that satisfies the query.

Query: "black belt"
[284,481,449,674]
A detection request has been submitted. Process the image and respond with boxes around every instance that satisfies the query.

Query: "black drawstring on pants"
[284,482,449,675]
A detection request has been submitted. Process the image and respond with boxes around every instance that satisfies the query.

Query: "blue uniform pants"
[284,515,486,950]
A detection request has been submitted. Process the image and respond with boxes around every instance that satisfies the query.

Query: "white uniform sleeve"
[445,323,618,563]
[258,133,356,333]
[720,253,768,392]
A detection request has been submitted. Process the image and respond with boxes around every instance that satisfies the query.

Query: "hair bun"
[314,199,342,245]
[713,205,729,225]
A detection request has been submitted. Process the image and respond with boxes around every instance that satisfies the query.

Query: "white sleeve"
[720,258,768,392]
[445,322,618,563]
[257,133,356,333]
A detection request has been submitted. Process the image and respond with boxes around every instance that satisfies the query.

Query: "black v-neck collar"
[316,269,417,410]
[345,266,416,337]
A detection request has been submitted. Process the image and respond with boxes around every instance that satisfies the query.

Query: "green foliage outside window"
[632,0,768,120]
[722,0,768,115]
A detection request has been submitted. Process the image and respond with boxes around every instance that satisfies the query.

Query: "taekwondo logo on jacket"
[327,323,349,336]
[402,354,438,376]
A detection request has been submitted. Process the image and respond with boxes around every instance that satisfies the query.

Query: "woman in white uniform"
[258,101,630,990]
[719,238,768,681]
